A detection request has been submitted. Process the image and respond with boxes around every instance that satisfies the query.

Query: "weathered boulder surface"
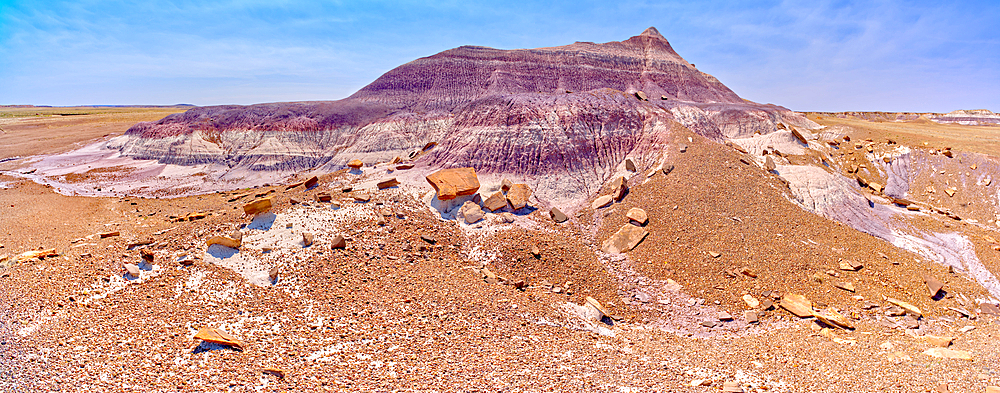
[426,168,480,200]
[506,184,532,210]
[602,224,649,254]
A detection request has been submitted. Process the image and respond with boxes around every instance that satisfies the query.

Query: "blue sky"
[0,0,997,112]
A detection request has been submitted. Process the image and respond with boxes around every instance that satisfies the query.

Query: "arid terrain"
[3,30,1000,393]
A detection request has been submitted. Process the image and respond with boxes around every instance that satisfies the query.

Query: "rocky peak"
[639,26,666,39]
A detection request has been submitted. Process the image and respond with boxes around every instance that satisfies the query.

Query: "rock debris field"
[3,138,1000,392]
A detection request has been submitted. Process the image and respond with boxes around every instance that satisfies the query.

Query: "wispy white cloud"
[0,0,997,110]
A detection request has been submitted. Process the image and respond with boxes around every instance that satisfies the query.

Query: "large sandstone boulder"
[506,184,532,210]
[602,224,649,254]
[426,167,480,200]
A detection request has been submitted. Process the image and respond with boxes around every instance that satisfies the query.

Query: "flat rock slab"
[426,167,480,200]
[195,327,243,349]
[602,224,649,254]
[244,198,273,216]
[207,235,242,249]
[923,348,972,360]
[626,207,648,225]
[591,195,613,209]
[483,191,507,212]
[377,178,400,189]
[780,293,813,317]
[887,297,922,317]
[814,308,854,329]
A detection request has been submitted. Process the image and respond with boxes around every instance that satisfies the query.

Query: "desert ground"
[2,108,1000,392]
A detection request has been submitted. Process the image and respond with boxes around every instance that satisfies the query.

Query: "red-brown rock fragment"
[426,168,480,200]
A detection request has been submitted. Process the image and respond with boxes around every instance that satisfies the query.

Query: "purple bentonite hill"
[41,28,817,205]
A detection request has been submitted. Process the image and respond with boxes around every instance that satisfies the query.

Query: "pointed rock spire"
[639,26,666,40]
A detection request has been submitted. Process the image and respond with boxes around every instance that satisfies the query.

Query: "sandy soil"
[0,107,187,161]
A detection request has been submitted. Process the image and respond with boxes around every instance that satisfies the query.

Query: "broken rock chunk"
[377,178,400,190]
[922,335,953,347]
[347,159,363,169]
[330,235,347,249]
[610,176,628,201]
[140,249,154,264]
[505,184,532,210]
[460,201,485,224]
[500,212,516,223]
[601,224,649,254]
[304,176,319,189]
[302,232,314,247]
[483,191,507,212]
[243,198,273,216]
[813,308,854,329]
[194,327,243,349]
[661,163,675,175]
[886,298,922,317]
[591,195,613,210]
[923,275,944,297]
[780,293,813,318]
[268,266,280,282]
[626,207,648,226]
[980,302,1000,316]
[839,260,863,271]
[124,263,140,278]
[206,233,241,249]
[501,179,513,193]
[426,167,480,200]
[722,381,744,393]
[549,207,568,223]
[624,158,636,172]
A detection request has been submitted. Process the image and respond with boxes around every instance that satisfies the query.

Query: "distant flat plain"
[0,106,188,160]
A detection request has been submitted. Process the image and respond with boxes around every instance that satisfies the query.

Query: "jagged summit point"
[639,26,666,40]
